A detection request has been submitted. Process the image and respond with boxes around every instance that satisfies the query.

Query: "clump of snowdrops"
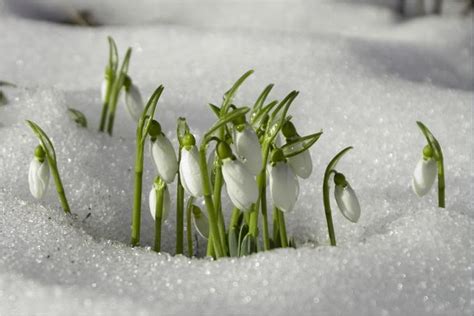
[24,37,446,259]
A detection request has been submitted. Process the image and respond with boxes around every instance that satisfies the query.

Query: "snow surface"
[0,0,472,315]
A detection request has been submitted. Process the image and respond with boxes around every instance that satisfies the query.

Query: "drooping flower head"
[28,145,50,199]
[217,141,258,211]
[282,120,313,179]
[148,120,178,184]
[148,184,170,222]
[268,148,299,213]
[179,133,203,197]
[412,144,437,197]
[232,115,262,176]
[124,76,144,122]
[333,172,360,223]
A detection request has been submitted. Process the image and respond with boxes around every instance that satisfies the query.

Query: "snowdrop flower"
[217,142,258,211]
[148,120,178,184]
[282,121,313,179]
[148,185,170,222]
[412,145,437,197]
[268,149,299,213]
[233,122,262,175]
[28,145,50,199]
[179,133,203,197]
[192,205,209,239]
[124,76,144,122]
[333,172,360,223]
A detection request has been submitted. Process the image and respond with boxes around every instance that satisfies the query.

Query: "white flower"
[193,206,209,239]
[124,83,144,122]
[100,79,108,103]
[179,146,203,197]
[222,158,258,211]
[234,125,262,175]
[28,158,50,199]
[334,184,361,223]
[269,162,299,213]
[288,144,313,179]
[150,135,178,184]
[412,157,437,197]
[149,186,170,222]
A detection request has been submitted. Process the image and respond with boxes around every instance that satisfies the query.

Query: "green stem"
[176,151,185,254]
[153,179,166,252]
[249,204,258,237]
[438,159,445,208]
[198,147,224,258]
[186,198,193,257]
[213,166,228,255]
[323,170,337,246]
[207,235,216,258]
[50,162,71,214]
[131,134,144,246]
[99,78,113,132]
[257,143,271,250]
[277,208,288,247]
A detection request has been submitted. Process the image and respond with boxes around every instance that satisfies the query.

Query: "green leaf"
[221,70,254,114]
[250,100,278,129]
[107,36,119,73]
[177,117,190,146]
[67,108,88,128]
[251,84,274,116]
[228,227,239,257]
[240,234,256,256]
[267,91,299,141]
[208,103,221,118]
[139,85,164,140]
[282,131,323,158]
[25,120,57,163]
[0,81,16,88]
[204,107,250,141]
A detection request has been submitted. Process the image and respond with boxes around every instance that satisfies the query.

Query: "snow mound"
[0,0,472,315]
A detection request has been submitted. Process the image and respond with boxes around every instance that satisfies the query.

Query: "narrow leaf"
[282,131,323,158]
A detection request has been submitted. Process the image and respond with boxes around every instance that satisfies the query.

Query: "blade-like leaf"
[416,121,443,162]
[282,131,323,158]
[204,107,250,141]
[208,103,221,118]
[25,120,57,162]
[67,108,88,128]
[221,70,254,114]
[107,36,119,73]
[228,227,239,257]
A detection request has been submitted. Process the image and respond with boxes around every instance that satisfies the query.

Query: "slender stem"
[99,78,113,132]
[213,166,228,255]
[153,179,165,252]
[186,199,193,257]
[176,154,185,254]
[277,208,288,247]
[49,162,71,214]
[131,134,144,246]
[272,207,280,247]
[257,143,271,250]
[438,159,445,208]
[323,171,336,246]
[198,147,224,257]
[249,204,258,237]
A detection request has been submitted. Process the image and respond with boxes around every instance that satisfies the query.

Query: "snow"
[0,0,472,315]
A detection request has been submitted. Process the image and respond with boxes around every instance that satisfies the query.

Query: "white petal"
[412,157,437,197]
[149,186,170,222]
[269,162,299,213]
[222,159,258,211]
[151,135,178,183]
[28,158,50,199]
[334,184,361,223]
[193,211,209,239]
[288,146,313,179]
[124,84,144,122]
[234,125,262,175]
[179,147,203,197]
[100,79,108,103]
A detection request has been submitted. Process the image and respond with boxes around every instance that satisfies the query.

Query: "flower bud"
[222,158,258,211]
[192,205,209,239]
[124,83,144,122]
[412,156,437,197]
[148,185,170,222]
[269,161,299,213]
[334,178,360,223]
[234,124,262,175]
[179,146,203,197]
[150,134,178,184]
[28,146,50,199]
